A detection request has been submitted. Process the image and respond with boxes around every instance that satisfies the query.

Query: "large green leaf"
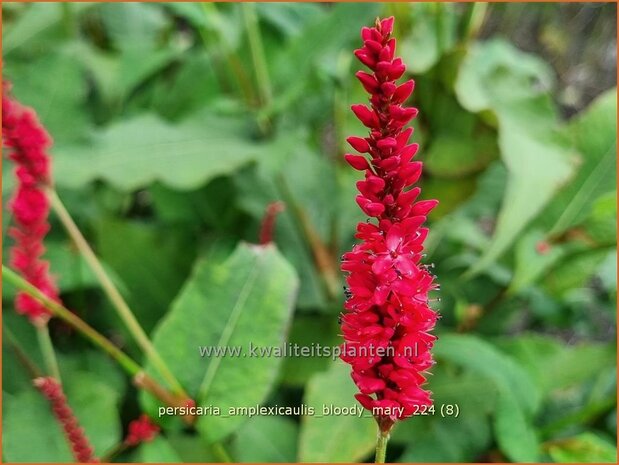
[543,247,612,297]
[455,41,577,275]
[142,243,298,442]
[3,389,73,462]
[279,315,340,386]
[434,335,542,461]
[95,218,197,333]
[543,89,617,235]
[548,433,617,463]
[53,114,269,191]
[395,368,495,462]
[496,335,616,395]
[298,362,375,462]
[138,436,183,463]
[274,3,379,86]
[5,46,90,144]
[433,334,541,414]
[493,389,540,462]
[2,3,93,55]
[231,416,298,462]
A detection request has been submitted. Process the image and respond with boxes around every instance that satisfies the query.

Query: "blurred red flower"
[125,414,160,446]
[2,84,60,325]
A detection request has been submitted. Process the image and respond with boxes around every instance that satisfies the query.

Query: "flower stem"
[242,2,272,108]
[47,189,187,398]
[211,442,233,463]
[3,265,194,417]
[4,265,141,376]
[375,429,390,463]
[36,324,61,382]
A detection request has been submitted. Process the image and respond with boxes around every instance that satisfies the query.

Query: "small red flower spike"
[259,201,286,245]
[34,377,99,462]
[124,414,160,446]
[340,17,439,433]
[2,84,61,326]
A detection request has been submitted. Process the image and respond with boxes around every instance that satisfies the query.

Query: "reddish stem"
[259,201,285,245]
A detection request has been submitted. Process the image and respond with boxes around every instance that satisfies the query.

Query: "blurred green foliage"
[2,2,617,463]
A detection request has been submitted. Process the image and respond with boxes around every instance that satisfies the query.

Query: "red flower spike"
[34,377,99,462]
[3,84,61,325]
[125,414,160,446]
[340,17,439,433]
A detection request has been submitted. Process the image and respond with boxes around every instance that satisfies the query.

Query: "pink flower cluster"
[340,17,439,431]
[2,85,60,325]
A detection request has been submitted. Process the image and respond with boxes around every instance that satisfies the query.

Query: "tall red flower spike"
[2,84,60,325]
[124,414,160,446]
[340,17,439,433]
[34,377,99,462]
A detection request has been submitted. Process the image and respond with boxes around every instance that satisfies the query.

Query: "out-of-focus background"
[2,2,617,463]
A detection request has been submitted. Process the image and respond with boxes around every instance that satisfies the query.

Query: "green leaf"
[298,362,375,462]
[64,372,122,456]
[99,3,168,51]
[424,132,498,179]
[497,335,616,395]
[493,390,540,462]
[274,3,380,88]
[232,416,298,462]
[398,414,492,463]
[394,368,495,462]
[53,114,267,191]
[399,4,440,74]
[456,41,578,274]
[544,89,617,235]
[548,433,617,463]
[585,191,617,245]
[2,3,92,55]
[256,3,324,38]
[3,372,121,462]
[165,431,218,462]
[509,230,565,294]
[455,40,555,113]
[433,334,541,414]
[3,389,73,462]
[95,218,197,333]
[5,46,90,143]
[543,248,611,297]
[279,315,340,387]
[138,436,183,463]
[142,243,298,442]
[58,350,127,400]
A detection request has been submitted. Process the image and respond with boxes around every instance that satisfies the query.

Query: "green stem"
[4,266,194,418]
[4,265,141,376]
[47,189,187,398]
[60,2,76,37]
[200,2,256,105]
[211,442,232,463]
[375,429,390,463]
[36,324,61,382]
[463,2,488,41]
[242,2,272,108]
